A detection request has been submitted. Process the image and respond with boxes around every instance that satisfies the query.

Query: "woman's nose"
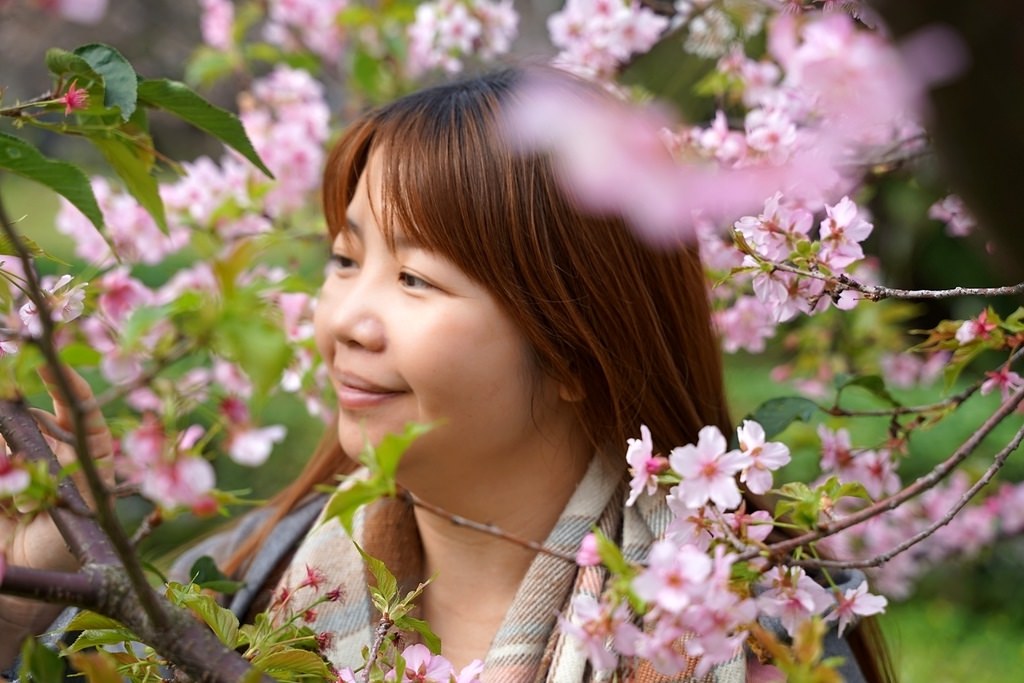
[320,277,388,353]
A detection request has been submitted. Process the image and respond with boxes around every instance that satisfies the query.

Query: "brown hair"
[228,68,893,682]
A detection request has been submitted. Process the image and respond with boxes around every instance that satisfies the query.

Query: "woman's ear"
[558,380,585,403]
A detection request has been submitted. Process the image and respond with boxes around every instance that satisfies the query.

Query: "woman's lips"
[334,372,404,410]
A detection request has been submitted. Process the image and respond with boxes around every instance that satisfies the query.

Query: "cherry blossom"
[59,80,88,116]
[18,274,87,337]
[633,540,712,612]
[576,532,601,567]
[955,309,997,345]
[826,581,887,636]
[0,452,30,497]
[817,196,873,269]
[735,420,791,495]
[980,366,1024,401]
[227,425,287,467]
[557,594,630,671]
[928,194,976,237]
[199,0,234,50]
[625,424,667,505]
[756,565,834,637]
[263,0,349,61]
[669,426,751,510]
[407,1,518,76]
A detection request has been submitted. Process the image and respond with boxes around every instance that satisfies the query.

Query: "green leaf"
[45,48,103,84]
[189,555,245,594]
[0,132,104,231]
[18,637,65,682]
[137,78,273,178]
[322,478,386,536]
[356,542,399,603]
[74,44,138,121]
[396,616,442,654]
[59,341,102,366]
[64,610,129,632]
[88,134,167,232]
[834,374,901,408]
[67,628,138,652]
[167,583,240,648]
[0,234,45,259]
[370,422,433,484]
[742,396,819,442]
[252,649,332,678]
[593,527,633,577]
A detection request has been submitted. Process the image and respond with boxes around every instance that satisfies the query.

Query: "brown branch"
[792,422,1024,570]
[363,616,394,683]
[744,384,1024,562]
[0,565,103,607]
[404,491,578,563]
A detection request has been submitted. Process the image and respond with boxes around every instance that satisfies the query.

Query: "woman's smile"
[333,370,406,410]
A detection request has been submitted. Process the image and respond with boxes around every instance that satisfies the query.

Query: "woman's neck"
[409,434,593,671]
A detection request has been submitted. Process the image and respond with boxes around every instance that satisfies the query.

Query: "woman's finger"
[37,365,108,436]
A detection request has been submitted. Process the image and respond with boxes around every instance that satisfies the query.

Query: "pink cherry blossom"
[626,424,666,505]
[715,295,778,354]
[633,540,712,613]
[734,191,813,261]
[97,268,153,325]
[387,643,453,682]
[817,424,855,475]
[576,532,601,567]
[980,367,1024,402]
[928,194,976,237]
[756,565,834,637]
[407,1,518,76]
[264,0,349,61]
[736,420,791,495]
[955,309,997,345]
[0,453,30,497]
[18,274,87,337]
[53,0,108,24]
[227,425,287,467]
[140,455,216,512]
[817,196,873,269]
[669,425,751,510]
[557,594,629,672]
[199,0,234,50]
[826,581,887,636]
[59,80,89,116]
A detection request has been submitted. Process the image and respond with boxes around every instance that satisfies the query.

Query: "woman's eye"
[399,271,434,290]
[330,254,357,270]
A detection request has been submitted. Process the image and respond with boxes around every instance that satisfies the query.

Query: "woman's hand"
[0,365,114,666]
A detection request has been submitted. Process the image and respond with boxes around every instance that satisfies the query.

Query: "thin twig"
[404,491,578,563]
[744,384,1024,563]
[363,616,394,683]
[792,422,1024,570]
[130,509,164,548]
[0,187,171,631]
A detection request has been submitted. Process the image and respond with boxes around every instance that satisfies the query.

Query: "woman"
[211,68,894,681]
[1,68,893,682]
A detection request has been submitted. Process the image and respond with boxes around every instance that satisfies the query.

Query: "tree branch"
[404,491,578,563]
[792,422,1024,570]
[745,384,1024,562]
[0,565,103,607]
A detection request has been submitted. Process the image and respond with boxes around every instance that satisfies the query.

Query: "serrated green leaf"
[0,132,104,232]
[63,610,128,632]
[397,615,442,654]
[67,628,138,652]
[742,396,819,442]
[167,583,240,648]
[0,234,45,259]
[835,374,901,408]
[356,542,399,603]
[137,78,272,178]
[74,44,138,121]
[252,649,332,678]
[88,134,166,232]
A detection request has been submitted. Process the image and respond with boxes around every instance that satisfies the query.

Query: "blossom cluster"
[406,0,518,76]
[560,421,888,675]
[547,0,668,81]
[336,644,483,683]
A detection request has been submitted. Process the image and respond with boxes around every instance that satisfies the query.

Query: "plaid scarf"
[272,455,745,682]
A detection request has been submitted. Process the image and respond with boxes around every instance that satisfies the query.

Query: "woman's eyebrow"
[345,215,362,236]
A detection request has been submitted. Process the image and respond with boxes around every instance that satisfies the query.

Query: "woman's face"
[313,159,581,495]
